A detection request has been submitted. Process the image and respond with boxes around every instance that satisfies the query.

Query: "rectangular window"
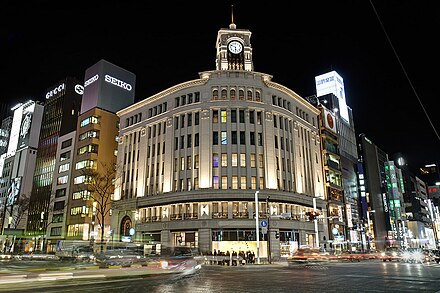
[195,112,199,125]
[180,135,184,149]
[240,131,245,144]
[221,110,227,123]
[60,151,70,161]
[257,112,262,125]
[250,132,255,145]
[213,176,219,189]
[249,110,255,124]
[213,110,219,123]
[221,176,228,189]
[54,201,65,211]
[57,175,68,185]
[194,154,199,169]
[250,154,256,168]
[58,163,70,173]
[259,177,264,190]
[187,134,192,148]
[61,138,72,149]
[195,133,199,146]
[188,113,192,126]
[231,110,237,123]
[181,114,185,128]
[213,153,219,168]
[259,154,264,168]
[55,188,66,198]
[251,177,257,189]
[232,153,238,167]
[187,156,192,170]
[50,227,62,236]
[80,116,99,127]
[232,176,238,189]
[239,110,245,123]
[232,131,237,144]
[221,131,227,145]
[240,154,246,167]
[213,132,218,145]
[241,176,246,190]
[221,153,228,167]
[181,157,185,171]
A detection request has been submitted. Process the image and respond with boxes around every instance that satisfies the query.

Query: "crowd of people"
[204,249,256,265]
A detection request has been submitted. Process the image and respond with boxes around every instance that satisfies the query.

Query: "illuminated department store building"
[112,20,327,260]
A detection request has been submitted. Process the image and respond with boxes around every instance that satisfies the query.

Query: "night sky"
[1,1,439,170]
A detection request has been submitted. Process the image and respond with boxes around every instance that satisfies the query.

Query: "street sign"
[260,220,268,227]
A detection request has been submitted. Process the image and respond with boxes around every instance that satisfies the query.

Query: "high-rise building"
[26,78,83,251]
[65,59,135,245]
[1,100,43,239]
[358,134,389,250]
[315,71,360,249]
[111,19,327,260]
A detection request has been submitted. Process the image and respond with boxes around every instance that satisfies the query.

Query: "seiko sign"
[104,74,132,91]
[46,83,65,99]
[84,74,99,87]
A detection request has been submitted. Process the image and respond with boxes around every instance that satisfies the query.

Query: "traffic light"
[308,211,319,221]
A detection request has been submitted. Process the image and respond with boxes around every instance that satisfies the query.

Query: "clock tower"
[215,11,253,71]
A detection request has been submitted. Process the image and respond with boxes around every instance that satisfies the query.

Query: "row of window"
[174,112,200,129]
[211,87,261,102]
[174,92,201,108]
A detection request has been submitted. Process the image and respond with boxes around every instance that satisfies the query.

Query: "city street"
[1,260,440,292]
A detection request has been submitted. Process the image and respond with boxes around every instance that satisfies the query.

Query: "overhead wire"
[369,0,440,143]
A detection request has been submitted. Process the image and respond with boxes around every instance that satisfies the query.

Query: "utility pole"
[255,190,260,264]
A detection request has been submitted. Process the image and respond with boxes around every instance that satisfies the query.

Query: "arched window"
[221,89,227,100]
[255,91,261,102]
[120,216,132,236]
[247,90,253,101]
[239,89,244,100]
[230,89,236,100]
[212,89,219,100]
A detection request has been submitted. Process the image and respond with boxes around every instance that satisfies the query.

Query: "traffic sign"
[260,220,268,227]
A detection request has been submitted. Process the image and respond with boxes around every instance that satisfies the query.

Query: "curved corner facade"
[112,70,328,260]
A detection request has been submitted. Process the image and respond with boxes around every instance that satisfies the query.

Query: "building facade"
[26,78,83,251]
[112,21,327,260]
[63,59,136,245]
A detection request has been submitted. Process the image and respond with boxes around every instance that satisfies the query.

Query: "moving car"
[157,246,202,275]
[381,247,401,262]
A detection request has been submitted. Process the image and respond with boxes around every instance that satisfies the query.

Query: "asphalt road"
[1,260,440,292]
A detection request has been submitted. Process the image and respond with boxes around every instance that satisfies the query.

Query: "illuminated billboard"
[323,108,337,133]
[81,59,136,114]
[315,71,350,123]
[7,177,21,206]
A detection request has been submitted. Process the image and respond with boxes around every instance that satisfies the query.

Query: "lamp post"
[255,190,260,264]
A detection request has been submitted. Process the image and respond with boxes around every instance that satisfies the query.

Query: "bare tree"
[81,161,116,254]
[10,193,31,229]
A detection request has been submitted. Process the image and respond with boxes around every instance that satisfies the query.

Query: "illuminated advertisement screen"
[17,111,33,149]
[315,71,350,124]
[7,177,21,206]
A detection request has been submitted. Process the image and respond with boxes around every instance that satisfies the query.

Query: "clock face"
[228,41,243,54]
